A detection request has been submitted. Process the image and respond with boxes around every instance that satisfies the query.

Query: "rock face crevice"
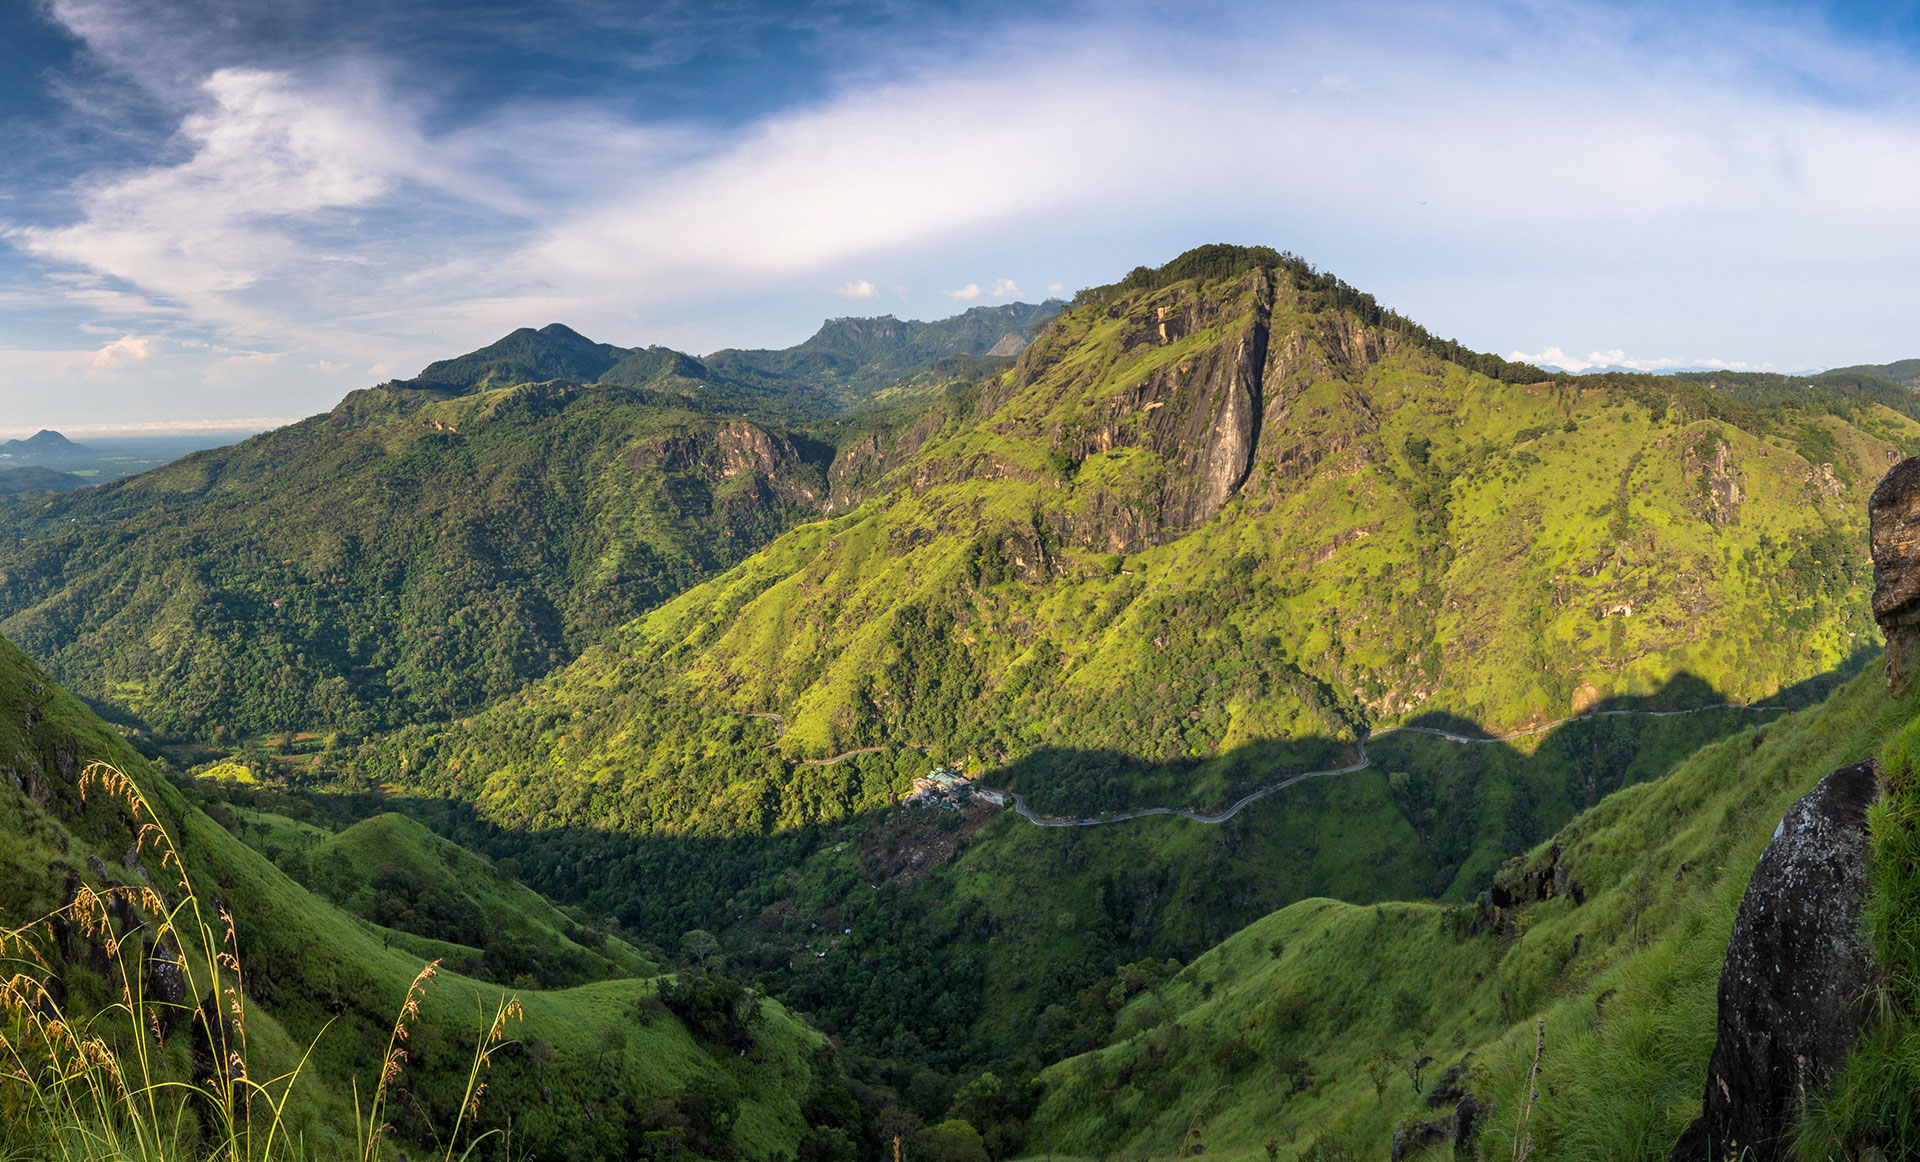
[1670,762,1882,1162]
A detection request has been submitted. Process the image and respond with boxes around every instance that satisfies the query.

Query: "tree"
[1368,1052,1394,1105]
[681,928,721,970]
[918,1119,988,1162]
[1404,1054,1434,1097]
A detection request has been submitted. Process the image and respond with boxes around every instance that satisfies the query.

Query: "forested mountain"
[343,245,1913,1089]
[0,465,88,499]
[0,307,1055,740]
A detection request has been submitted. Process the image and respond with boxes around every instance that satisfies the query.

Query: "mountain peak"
[0,429,90,461]
[406,323,630,393]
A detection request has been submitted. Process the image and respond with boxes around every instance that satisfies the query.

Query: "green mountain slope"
[0,630,861,1161]
[1024,659,1919,1161]
[342,246,1910,1081]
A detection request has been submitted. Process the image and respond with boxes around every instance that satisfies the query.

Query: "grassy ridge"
[1026,661,1918,1160]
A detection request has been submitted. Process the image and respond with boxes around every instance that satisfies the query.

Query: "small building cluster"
[902,765,1001,809]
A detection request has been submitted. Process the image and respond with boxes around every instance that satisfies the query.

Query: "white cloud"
[1510,346,1787,374]
[943,283,983,302]
[836,279,880,299]
[88,334,151,373]
[990,278,1021,298]
[1046,282,1065,296]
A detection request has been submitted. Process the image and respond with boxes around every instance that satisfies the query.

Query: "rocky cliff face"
[978,269,1283,553]
[1669,760,1882,1162]
[1670,456,1920,1159]
[623,421,823,506]
[1872,456,1920,695]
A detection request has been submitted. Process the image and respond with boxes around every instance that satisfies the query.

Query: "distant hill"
[0,428,91,463]
[1826,358,1920,388]
[0,464,88,498]
[704,301,1064,407]
[395,305,1063,420]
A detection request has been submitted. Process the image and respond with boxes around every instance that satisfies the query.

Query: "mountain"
[0,428,91,463]
[344,245,1909,1081]
[0,628,866,1162]
[704,301,1063,406]
[0,383,831,739]
[405,322,631,393]
[0,305,1055,742]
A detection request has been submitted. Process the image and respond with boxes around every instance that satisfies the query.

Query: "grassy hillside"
[0,630,862,1162]
[1026,658,1920,1161]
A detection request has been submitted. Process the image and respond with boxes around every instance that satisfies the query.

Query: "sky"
[4,0,1920,435]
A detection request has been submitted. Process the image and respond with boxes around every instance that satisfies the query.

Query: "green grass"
[0,632,854,1162]
[1024,660,1920,1160]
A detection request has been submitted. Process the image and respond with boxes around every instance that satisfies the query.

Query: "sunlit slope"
[607,249,1903,790]
[0,631,847,1162]
[1026,661,1919,1161]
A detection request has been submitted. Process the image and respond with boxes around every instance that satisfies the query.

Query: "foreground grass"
[0,632,839,1162]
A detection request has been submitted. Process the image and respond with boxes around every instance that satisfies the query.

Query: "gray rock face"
[1670,760,1882,1162]
[1871,457,1920,694]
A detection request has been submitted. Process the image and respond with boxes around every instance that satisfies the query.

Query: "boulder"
[1870,457,1920,694]
[1669,760,1882,1161]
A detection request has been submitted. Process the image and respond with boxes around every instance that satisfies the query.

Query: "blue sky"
[4,0,1920,434]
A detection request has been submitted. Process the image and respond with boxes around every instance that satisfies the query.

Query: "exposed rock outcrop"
[1871,456,1920,695]
[1669,760,1882,1162]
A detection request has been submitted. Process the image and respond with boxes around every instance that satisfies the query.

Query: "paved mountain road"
[708,701,1789,829]
[992,702,1790,829]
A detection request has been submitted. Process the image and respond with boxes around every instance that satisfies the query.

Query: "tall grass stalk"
[0,762,516,1162]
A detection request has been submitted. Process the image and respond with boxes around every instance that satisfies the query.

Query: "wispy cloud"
[6,0,1920,428]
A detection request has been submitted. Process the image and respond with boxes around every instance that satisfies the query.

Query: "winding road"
[992,702,1791,828]
[711,700,1791,829]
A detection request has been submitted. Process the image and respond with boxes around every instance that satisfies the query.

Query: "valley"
[6,244,1920,1162]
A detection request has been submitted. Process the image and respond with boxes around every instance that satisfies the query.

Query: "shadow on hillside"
[1391,649,1875,741]
[264,650,1881,1074]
